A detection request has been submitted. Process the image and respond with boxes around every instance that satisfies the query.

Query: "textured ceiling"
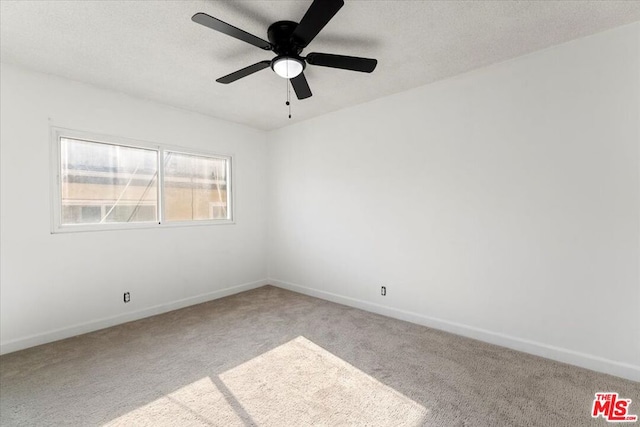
[2,1,640,131]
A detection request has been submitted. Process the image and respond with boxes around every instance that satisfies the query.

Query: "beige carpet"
[1,285,638,426]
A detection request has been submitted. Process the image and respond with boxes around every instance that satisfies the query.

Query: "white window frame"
[50,127,234,233]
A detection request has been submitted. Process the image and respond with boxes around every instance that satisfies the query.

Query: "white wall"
[2,23,638,381]
[0,63,268,353]
[267,23,640,381]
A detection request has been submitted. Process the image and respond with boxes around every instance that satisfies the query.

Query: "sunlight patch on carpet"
[105,336,427,426]
[218,336,428,426]
[104,377,245,426]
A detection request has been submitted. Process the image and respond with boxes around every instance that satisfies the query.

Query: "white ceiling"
[2,1,640,131]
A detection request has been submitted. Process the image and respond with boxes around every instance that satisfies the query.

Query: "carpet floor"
[1,285,638,426]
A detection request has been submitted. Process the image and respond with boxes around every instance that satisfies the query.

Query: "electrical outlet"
[381,286,386,296]
[124,292,130,303]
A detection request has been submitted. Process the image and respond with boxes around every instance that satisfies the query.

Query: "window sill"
[51,219,236,234]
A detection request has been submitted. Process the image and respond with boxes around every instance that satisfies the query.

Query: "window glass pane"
[60,138,158,225]
[163,151,229,222]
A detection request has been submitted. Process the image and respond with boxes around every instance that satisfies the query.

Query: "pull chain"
[285,83,292,118]
[287,83,291,119]
[285,61,292,119]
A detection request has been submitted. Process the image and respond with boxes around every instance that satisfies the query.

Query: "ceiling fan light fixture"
[193,0,376,100]
[272,56,304,79]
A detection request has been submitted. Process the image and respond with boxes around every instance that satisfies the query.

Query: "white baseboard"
[269,278,640,382]
[0,279,268,356]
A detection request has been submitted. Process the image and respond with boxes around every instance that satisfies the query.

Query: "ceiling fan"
[192,0,377,100]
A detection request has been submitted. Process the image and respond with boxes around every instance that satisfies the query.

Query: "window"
[51,128,232,232]
[59,138,159,225]
[163,151,229,222]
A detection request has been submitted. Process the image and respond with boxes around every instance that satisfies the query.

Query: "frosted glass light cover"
[273,57,304,78]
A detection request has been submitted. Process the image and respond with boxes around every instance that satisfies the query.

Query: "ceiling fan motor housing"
[268,21,304,56]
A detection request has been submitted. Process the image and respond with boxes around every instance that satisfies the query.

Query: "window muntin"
[52,129,233,232]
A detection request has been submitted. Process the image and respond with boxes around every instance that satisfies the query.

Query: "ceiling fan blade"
[291,0,344,48]
[290,73,312,100]
[216,61,271,84]
[192,13,271,50]
[306,53,377,73]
